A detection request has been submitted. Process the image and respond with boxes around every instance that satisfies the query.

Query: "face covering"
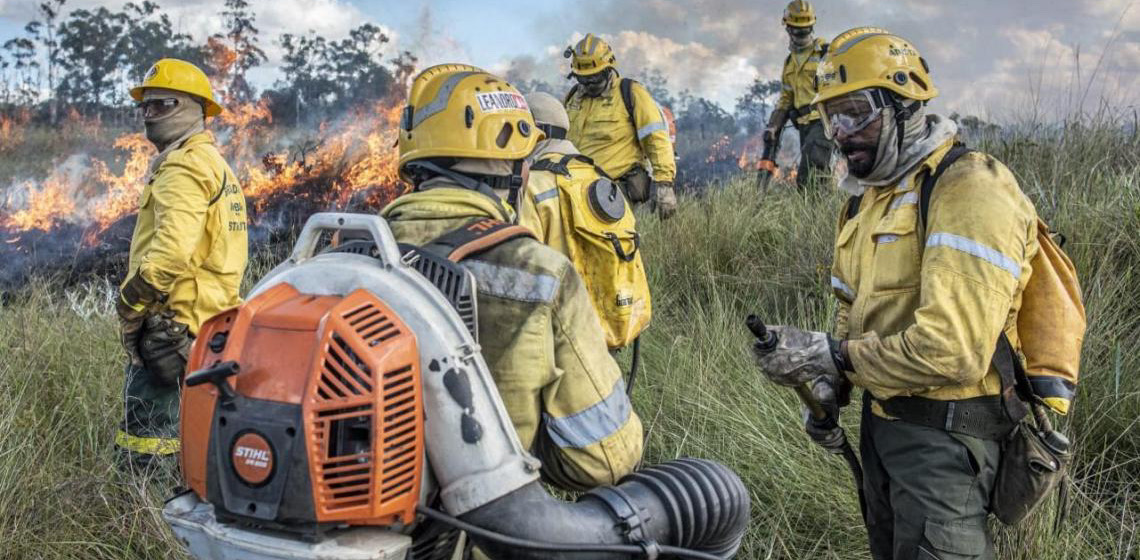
[143,89,205,149]
[577,69,613,97]
[838,103,960,192]
[788,26,814,50]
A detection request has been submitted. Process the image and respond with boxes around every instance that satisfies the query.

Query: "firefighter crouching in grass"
[381,64,644,491]
[751,28,1047,559]
[115,58,248,471]
[564,33,678,219]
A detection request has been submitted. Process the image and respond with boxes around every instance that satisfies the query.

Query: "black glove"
[803,376,848,454]
[140,310,193,386]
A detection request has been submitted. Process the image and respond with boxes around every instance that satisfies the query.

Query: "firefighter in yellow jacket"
[518,91,652,351]
[564,33,678,219]
[115,58,248,470]
[752,29,1038,559]
[382,64,643,490]
[764,1,834,187]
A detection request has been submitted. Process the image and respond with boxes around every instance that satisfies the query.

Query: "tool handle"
[795,384,829,421]
[745,315,778,352]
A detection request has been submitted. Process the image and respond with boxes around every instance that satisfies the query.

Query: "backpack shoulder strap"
[207,173,228,206]
[620,78,637,132]
[564,84,580,105]
[421,217,535,263]
[919,144,974,230]
[844,193,863,222]
[530,153,575,177]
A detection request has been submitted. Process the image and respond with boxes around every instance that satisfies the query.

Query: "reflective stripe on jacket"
[566,75,676,183]
[776,38,828,125]
[381,187,643,489]
[125,131,248,334]
[832,140,1039,406]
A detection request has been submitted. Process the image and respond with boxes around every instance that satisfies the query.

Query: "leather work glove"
[117,303,146,367]
[653,181,677,219]
[802,376,849,454]
[140,310,193,386]
[751,325,841,388]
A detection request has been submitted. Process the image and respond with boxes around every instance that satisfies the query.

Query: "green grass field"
[1,123,1138,559]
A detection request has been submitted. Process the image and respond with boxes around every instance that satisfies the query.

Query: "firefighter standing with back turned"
[760,1,834,188]
[564,33,678,219]
[751,28,1045,559]
[115,58,248,471]
[381,64,643,491]
[517,91,652,353]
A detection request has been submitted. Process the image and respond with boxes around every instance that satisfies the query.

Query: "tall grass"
[1,123,1137,559]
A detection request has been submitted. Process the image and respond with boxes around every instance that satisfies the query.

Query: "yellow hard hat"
[130,58,222,117]
[782,0,816,28]
[564,33,616,77]
[812,27,938,106]
[397,64,539,181]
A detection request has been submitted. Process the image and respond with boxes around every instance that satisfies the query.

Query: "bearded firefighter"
[761,1,834,187]
[381,64,643,491]
[753,28,1041,558]
[564,33,678,219]
[115,58,248,470]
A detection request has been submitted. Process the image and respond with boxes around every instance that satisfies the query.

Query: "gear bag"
[918,145,1086,416]
[530,153,652,349]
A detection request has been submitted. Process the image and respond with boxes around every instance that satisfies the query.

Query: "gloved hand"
[117,299,146,367]
[120,273,166,310]
[141,310,193,386]
[802,376,848,454]
[752,325,840,387]
[653,181,677,219]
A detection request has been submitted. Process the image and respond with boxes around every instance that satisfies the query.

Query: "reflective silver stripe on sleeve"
[926,233,1021,280]
[637,121,668,140]
[533,188,559,204]
[463,260,559,303]
[831,276,856,299]
[543,378,631,448]
[889,192,918,211]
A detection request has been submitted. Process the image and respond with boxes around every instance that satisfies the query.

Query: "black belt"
[879,395,1018,440]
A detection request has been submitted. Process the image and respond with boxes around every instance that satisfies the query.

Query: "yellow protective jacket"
[832,141,1039,408]
[124,131,248,334]
[518,156,570,256]
[776,38,828,125]
[566,75,676,183]
[381,187,643,489]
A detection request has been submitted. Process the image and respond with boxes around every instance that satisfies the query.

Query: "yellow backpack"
[920,145,1086,415]
[531,152,652,349]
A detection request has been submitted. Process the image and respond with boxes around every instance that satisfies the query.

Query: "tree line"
[0,0,414,126]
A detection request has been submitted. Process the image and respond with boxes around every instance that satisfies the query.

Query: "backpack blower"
[163,213,750,560]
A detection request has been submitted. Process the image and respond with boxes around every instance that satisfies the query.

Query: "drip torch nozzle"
[746,314,778,353]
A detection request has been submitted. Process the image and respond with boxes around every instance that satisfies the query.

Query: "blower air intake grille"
[305,290,424,525]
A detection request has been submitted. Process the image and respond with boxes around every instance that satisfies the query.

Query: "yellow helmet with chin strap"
[812,27,938,106]
[564,33,617,77]
[782,0,816,28]
[130,58,222,117]
[397,64,540,206]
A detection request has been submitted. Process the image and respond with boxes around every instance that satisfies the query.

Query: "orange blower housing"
[181,283,424,533]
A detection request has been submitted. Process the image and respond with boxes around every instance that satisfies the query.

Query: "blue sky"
[1,0,1137,118]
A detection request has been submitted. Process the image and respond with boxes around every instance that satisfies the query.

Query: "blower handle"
[290,212,404,267]
[745,315,827,421]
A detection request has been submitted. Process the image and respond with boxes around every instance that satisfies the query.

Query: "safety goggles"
[574,72,608,88]
[786,26,813,39]
[818,89,886,139]
[136,97,181,119]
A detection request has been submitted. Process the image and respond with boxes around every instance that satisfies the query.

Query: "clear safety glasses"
[136,97,181,120]
[818,89,884,140]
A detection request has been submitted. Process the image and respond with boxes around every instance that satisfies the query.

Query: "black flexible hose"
[459,458,749,560]
[626,336,642,396]
[417,505,725,560]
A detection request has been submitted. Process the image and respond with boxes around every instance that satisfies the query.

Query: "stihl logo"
[232,432,275,484]
[235,446,270,467]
